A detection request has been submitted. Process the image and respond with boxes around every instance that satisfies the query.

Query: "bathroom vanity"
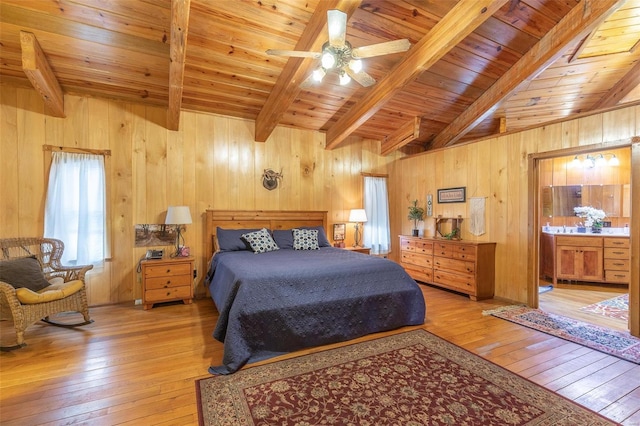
[540,229,630,285]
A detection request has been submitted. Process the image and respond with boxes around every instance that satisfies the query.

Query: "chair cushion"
[0,256,50,292]
[15,280,84,304]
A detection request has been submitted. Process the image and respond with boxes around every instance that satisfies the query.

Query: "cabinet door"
[580,247,604,281]
[556,246,603,281]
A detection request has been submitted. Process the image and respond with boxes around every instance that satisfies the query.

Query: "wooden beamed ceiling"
[2,0,640,154]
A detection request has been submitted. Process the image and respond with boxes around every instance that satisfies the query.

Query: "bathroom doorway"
[528,139,639,337]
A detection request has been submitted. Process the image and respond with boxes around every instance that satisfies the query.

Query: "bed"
[204,210,426,375]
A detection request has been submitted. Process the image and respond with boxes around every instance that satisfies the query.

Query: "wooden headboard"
[204,210,328,261]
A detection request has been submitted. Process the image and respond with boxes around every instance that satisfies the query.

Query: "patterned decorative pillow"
[241,228,279,254]
[292,228,319,250]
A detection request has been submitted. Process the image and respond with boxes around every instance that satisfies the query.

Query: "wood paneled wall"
[388,106,640,305]
[0,87,391,305]
[1,85,637,317]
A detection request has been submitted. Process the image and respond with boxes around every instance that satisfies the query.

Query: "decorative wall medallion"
[262,168,283,190]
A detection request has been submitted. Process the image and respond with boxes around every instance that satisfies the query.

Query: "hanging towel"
[470,197,486,236]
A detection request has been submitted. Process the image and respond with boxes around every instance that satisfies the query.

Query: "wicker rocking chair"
[0,237,93,349]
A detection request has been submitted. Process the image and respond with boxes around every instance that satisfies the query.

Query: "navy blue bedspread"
[205,247,425,374]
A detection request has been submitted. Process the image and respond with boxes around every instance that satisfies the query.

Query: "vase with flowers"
[573,206,606,233]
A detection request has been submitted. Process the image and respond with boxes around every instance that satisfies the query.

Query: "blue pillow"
[272,229,294,249]
[216,227,259,252]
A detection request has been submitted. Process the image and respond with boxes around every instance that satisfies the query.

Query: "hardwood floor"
[1,284,639,425]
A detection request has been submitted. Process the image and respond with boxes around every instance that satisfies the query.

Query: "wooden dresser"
[399,236,496,301]
[141,257,194,310]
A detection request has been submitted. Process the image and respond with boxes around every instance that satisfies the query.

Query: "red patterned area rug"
[488,306,640,364]
[580,294,629,321]
[195,330,617,425]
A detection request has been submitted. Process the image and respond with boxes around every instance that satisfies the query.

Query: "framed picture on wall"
[437,187,466,203]
[333,223,346,241]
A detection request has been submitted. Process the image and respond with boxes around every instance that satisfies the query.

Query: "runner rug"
[486,305,640,364]
[580,294,629,321]
[195,330,616,425]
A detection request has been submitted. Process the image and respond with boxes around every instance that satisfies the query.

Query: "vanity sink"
[541,227,629,236]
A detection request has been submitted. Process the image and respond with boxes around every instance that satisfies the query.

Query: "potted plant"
[407,200,425,237]
[573,206,606,234]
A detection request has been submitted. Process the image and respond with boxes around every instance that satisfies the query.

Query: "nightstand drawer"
[144,263,192,278]
[145,286,192,302]
[145,274,192,290]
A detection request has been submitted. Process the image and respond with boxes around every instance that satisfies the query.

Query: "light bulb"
[571,155,581,167]
[609,155,620,166]
[348,59,362,73]
[339,72,351,85]
[584,155,595,168]
[321,51,335,69]
[595,154,606,167]
[312,68,326,82]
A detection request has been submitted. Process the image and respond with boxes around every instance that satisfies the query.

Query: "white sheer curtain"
[363,176,390,255]
[44,152,106,265]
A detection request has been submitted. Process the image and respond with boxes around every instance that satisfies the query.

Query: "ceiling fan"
[266,9,411,87]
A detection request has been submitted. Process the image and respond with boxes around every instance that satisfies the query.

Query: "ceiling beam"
[254,0,361,142]
[20,31,65,118]
[429,0,625,150]
[591,58,640,110]
[380,117,421,156]
[167,0,191,131]
[325,0,508,151]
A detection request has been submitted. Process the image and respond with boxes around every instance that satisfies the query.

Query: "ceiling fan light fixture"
[348,59,362,73]
[321,50,336,69]
[339,71,351,85]
[312,67,326,82]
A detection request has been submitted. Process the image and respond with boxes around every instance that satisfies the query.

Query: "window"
[44,151,106,265]
[363,176,390,255]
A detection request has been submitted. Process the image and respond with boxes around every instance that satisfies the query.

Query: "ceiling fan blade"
[346,68,376,87]
[327,9,347,48]
[351,39,412,59]
[266,49,321,59]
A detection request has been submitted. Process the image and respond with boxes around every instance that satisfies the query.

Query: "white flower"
[574,206,606,227]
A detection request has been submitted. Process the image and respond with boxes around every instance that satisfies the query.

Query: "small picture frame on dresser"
[333,223,346,241]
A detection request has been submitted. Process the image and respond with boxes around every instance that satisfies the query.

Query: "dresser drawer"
[433,242,453,257]
[401,252,433,268]
[145,274,192,290]
[604,247,629,260]
[604,270,630,284]
[400,238,414,252]
[433,269,475,293]
[604,237,629,248]
[403,265,433,283]
[453,244,476,261]
[144,262,192,278]
[604,258,630,271]
[434,256,475,275]
[145,285,192,302]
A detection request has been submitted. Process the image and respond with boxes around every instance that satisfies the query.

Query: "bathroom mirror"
[542,184,624,218]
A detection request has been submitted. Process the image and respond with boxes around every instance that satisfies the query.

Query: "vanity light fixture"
[570,153,620,168]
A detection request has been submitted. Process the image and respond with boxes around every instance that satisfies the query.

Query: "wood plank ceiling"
[1,0,639,154]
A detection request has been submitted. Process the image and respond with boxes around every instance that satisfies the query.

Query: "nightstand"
[141,256,194,310]
[343,246,371,255]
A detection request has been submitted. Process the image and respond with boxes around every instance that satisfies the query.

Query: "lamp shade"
[165,206,192,225]
[348,208,367,223]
